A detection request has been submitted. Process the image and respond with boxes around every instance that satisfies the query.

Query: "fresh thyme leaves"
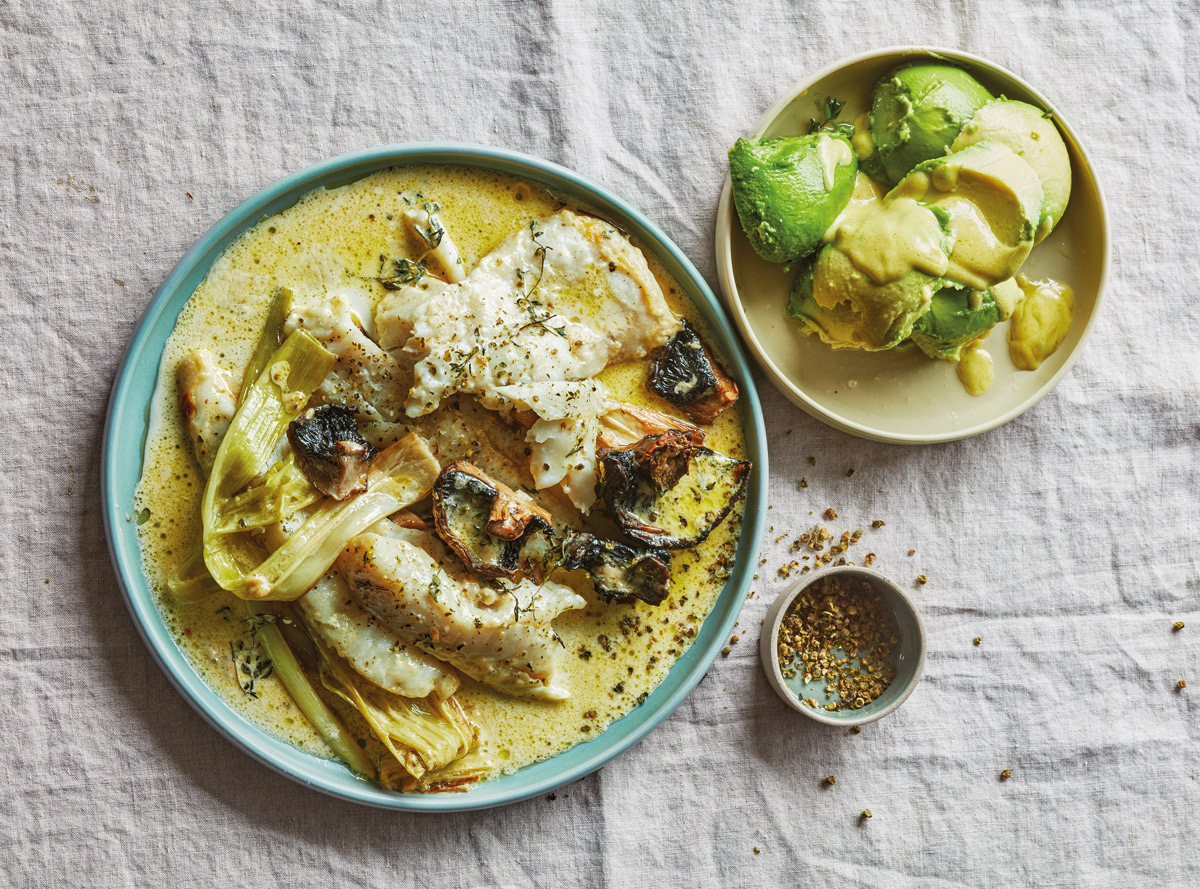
[808,96,855,138]
[448,346,479,378]
[429,573,442,604]
[418,201,445,250]
[230,638,273,698]
[379,257,427,289]
[241,610,276,635]
[516,296,567,338]
[375,199,444,289]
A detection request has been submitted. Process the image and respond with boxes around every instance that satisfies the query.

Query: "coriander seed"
[777,574,898,712]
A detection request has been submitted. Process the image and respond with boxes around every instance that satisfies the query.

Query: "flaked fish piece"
[300,574,460,700]
[597,401,703,449]
[491,380,606,512]
[178,348,240,474]
[375,276,448,352]
[400,208,679,418]
[401,202,466,283]
[338,528,586,701]
[284,293,408,421]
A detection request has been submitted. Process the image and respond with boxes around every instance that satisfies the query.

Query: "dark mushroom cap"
[597,431,750,549]
[432,461,553,580]
[562,532,671,605]
[286,404,377,500]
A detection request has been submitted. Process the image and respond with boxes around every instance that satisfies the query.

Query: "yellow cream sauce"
[133,165,747,780]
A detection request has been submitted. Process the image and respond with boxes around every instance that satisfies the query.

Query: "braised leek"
[234,434,439,601]
[246,601,376,780]
[202,329,337,593]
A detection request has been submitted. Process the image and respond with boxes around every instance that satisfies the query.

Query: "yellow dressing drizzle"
[1008,277,1075,370]
[956,344,994,396]
[816,133,854,191]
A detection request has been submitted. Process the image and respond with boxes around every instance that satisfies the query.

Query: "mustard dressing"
[1008,277,1076,370]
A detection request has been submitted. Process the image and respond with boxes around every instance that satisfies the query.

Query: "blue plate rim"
[101,142,768,811]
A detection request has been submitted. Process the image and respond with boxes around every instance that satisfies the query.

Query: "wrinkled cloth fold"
[1,0,1197,886]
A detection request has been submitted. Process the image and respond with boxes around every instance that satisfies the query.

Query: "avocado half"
[729,133,858,264]
[870,63,994,185]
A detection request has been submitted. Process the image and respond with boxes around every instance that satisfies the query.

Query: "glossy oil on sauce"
[134,165,747,779]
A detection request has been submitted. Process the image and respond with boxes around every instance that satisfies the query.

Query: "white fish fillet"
[177,348,239,474]
[387,209,678,510]
[284,293,408,421]
[338,529,586,701]
[300,574,460,699]
[401,208,677,417]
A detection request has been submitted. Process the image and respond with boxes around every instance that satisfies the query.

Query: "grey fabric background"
[2,0,1197,886]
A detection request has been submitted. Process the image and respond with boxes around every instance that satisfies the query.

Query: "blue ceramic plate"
[102,144,768,811]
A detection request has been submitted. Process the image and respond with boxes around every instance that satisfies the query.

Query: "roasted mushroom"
[286,404,377,500]
[562,532,671,605]
[647,320,739,425]
[432,461,553,580]
[597,429,750,549]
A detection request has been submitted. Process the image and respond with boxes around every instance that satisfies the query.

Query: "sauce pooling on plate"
[134,165,748,787]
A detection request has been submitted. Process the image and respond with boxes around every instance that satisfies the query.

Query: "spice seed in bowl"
[777,574,899,711]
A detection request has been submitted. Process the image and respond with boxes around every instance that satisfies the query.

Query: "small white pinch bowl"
[760,566,926,726]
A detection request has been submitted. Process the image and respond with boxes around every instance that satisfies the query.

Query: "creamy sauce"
[1008,277,1075,370]
[956,344,994,396]
[834,187,948,285]
[134,165,747,781]
[850,112,875,162]
[816,134,855,191]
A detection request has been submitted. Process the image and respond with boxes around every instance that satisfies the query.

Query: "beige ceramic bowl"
[715,46,1109,444]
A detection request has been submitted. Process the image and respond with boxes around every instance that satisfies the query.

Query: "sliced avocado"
[788,244,942,351]
[952,99,1072,243]
[870,63,994,185]
[728,134,858,263]
[787,254,866,349]
[906,140,1044,289]
[910,286,1001,360]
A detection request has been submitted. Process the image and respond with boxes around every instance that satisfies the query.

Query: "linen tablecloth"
[3,1,1197,885]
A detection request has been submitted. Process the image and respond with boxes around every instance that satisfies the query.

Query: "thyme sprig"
[376,199,445,290]
[231,638,273,698]
[512,223,567,339]
[808,94,855,139]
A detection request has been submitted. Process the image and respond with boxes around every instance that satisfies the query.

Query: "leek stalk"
[245,601,376,780]
[239,286,293,408]
[310,629,479,783]
[234,434,439,601]
[202,330,336,592]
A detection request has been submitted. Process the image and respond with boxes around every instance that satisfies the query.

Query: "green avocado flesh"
[787,247,940,351]
[870,63,994,185]
[952,99,1072,243]
[729,134,858,263]
[909,286,1000,360]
